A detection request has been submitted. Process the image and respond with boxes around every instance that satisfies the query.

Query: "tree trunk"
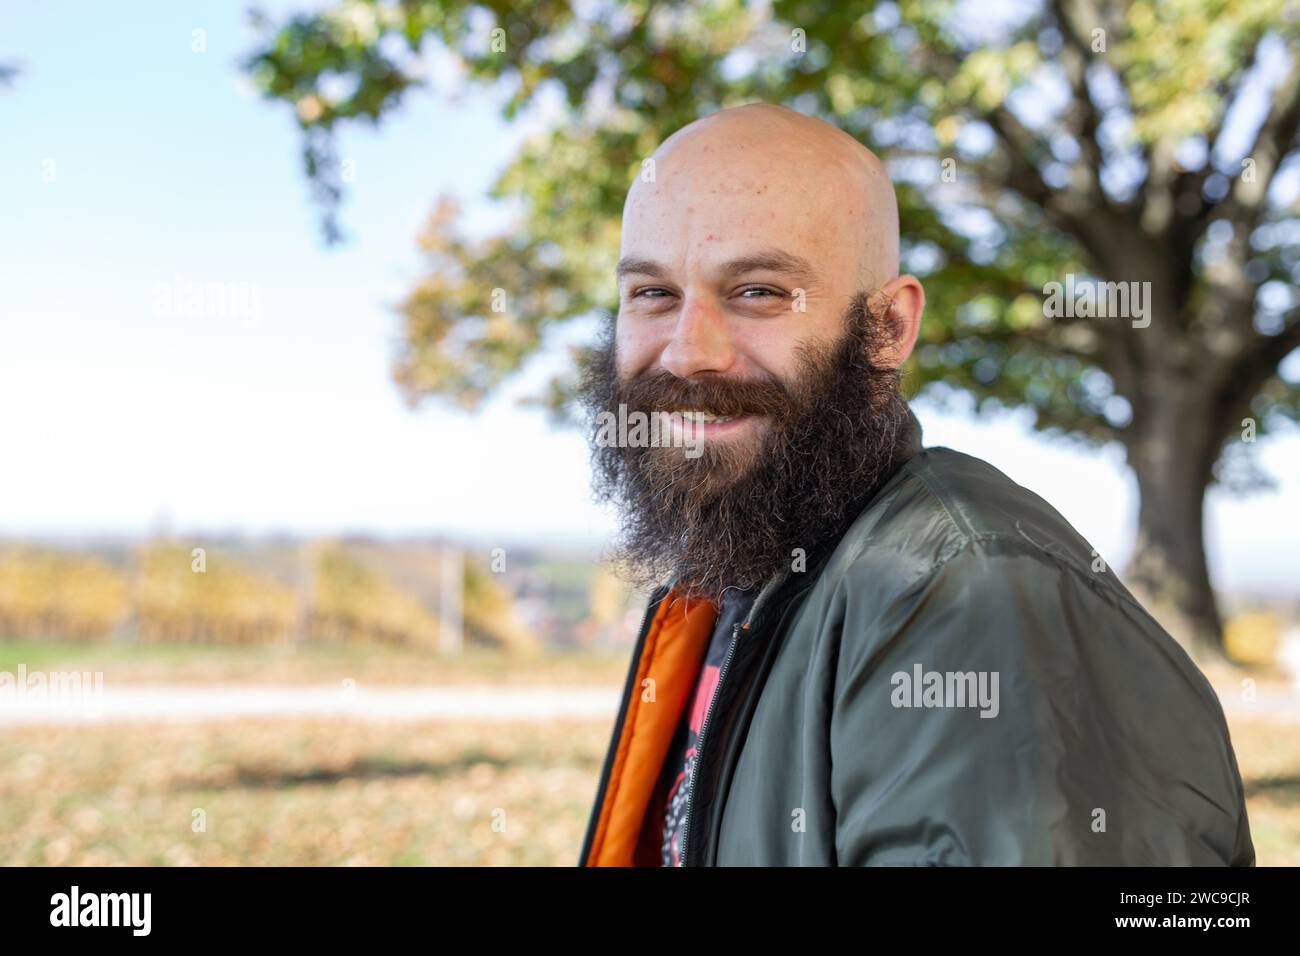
[1123,381,1225,663]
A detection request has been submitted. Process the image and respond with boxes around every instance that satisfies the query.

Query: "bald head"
[614,100,924,397]
[624,102,900,289]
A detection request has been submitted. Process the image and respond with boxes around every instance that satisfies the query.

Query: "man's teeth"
[677,410,734,423]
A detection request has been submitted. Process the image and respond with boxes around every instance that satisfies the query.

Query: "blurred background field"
[0,537,638,684]
[0,718,612,866]
[0,537,640,654]
[1,536,1298,866]
[0,537,643,865]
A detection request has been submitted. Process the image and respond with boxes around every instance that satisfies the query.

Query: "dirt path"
[0,683,620,724]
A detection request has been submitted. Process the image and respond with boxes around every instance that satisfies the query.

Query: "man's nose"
[658,294,738,378]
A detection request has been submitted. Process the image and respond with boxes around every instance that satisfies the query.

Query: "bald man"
[577,103,1253,867]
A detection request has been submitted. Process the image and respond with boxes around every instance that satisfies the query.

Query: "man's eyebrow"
[615,256,669,280]
[718,249,817,281]
[615,249,817,282]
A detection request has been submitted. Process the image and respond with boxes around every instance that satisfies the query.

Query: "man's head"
[580,103,926,600]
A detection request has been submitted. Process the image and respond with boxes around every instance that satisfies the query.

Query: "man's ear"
[873,275,925,369]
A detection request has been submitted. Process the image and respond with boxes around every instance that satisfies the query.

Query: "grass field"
[0,710,1294,865]
[0,717,611,866]
[1227,715,1300,866]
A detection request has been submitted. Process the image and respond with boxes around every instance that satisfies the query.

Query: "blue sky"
[1,1,1298,596]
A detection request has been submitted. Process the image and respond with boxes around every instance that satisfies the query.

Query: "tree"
[242,0,1300,659]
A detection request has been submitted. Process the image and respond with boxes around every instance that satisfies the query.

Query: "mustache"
[617,369,793,419]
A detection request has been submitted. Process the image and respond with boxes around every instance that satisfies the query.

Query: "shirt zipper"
[677,619,742,867]
[675,570,800,866]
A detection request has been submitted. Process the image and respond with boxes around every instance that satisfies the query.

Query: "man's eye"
[633,288,671,298]
[740,287,781,298]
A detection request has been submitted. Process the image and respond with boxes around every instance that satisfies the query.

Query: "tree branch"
[1211,306,1300,443]
[1049,0,1111,210]
[1218,56,1300,232]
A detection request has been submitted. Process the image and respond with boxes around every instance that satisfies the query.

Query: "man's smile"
[660,410,761,441]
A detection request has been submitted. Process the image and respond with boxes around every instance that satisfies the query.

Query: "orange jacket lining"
[584,591,718,866]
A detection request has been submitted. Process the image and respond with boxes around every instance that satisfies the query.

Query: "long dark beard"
[578,292,916,602]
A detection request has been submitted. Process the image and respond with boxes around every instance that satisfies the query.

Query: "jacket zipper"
[677,619,742,867]
[578,587,665,866]
[675,569,817,866]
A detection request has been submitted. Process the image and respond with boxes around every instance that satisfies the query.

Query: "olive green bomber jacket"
[578,409,1254,866]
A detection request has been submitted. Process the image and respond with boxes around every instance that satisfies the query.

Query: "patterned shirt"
[658,587,758,866]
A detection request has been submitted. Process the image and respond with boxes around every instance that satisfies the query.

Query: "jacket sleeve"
[827,538,1254,866]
